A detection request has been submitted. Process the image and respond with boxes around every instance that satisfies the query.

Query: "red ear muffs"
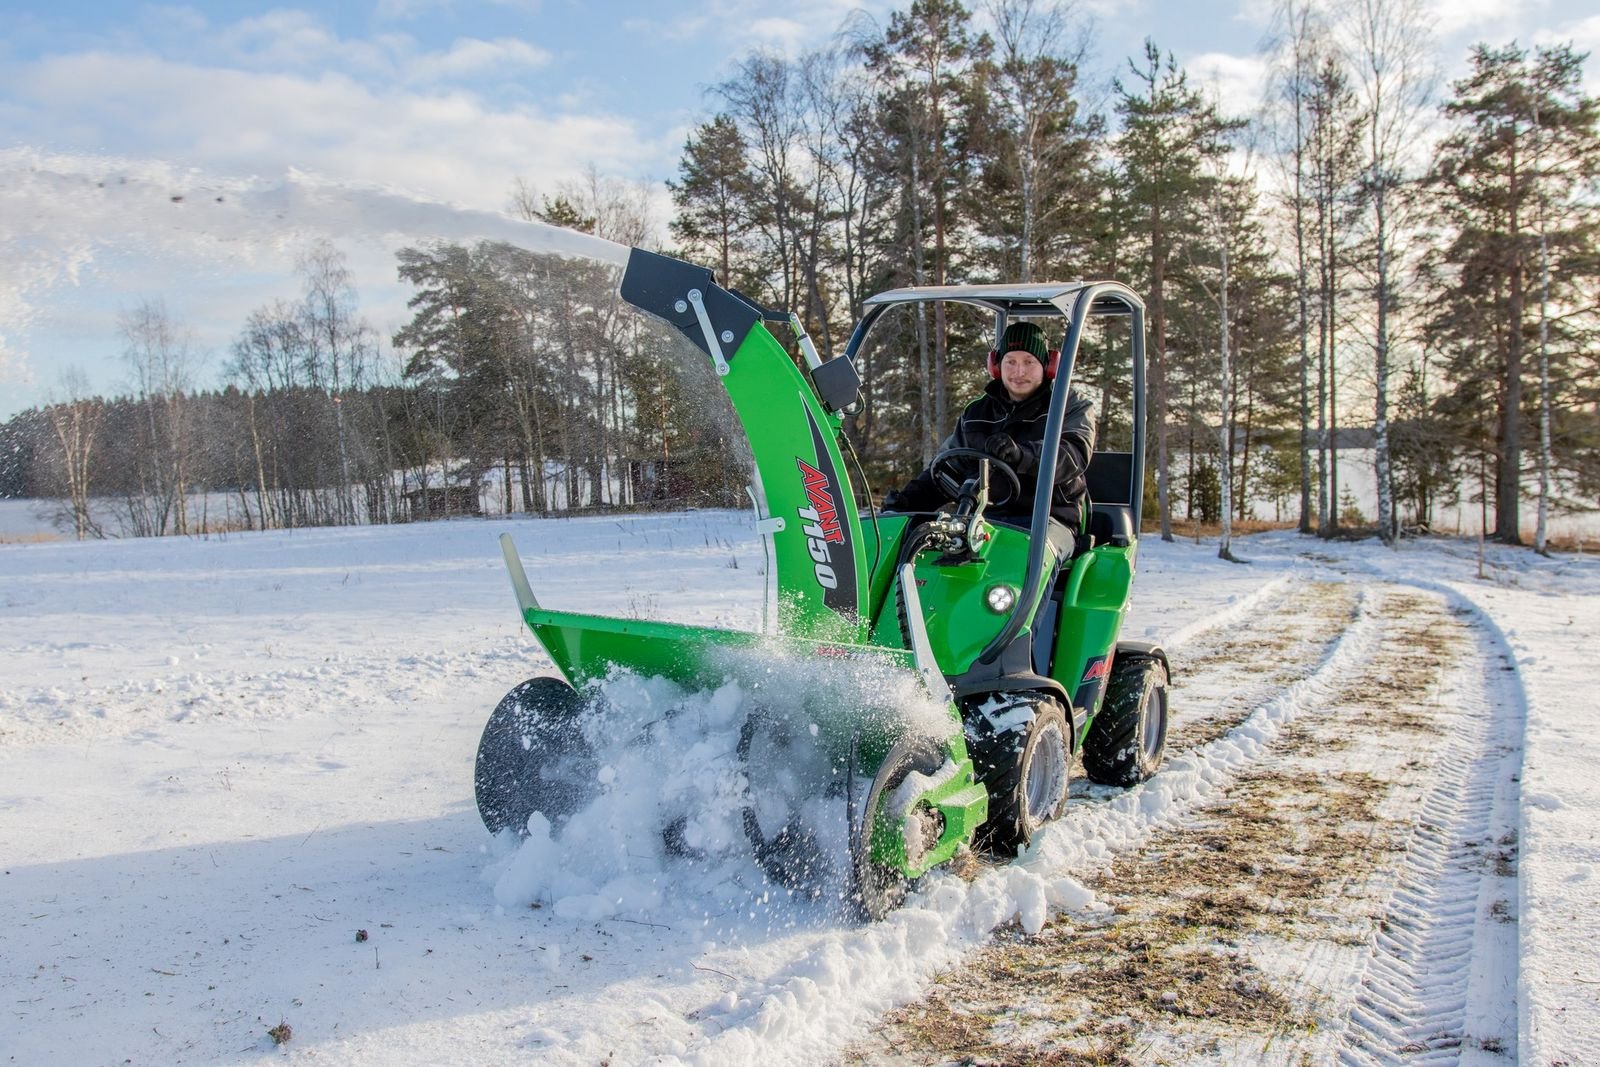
[990,349,1061,380]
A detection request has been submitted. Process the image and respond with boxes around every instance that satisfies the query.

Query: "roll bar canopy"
[843,281,1147,667]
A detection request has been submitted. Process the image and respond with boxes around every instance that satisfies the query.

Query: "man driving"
[883,321,1096,545]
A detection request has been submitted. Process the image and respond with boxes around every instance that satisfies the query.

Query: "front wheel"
[852,735,947,921]
[1082,657,1169,787]
[967,696,1071,857]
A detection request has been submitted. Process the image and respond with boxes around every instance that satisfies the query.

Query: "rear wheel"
[474,677,597,835]
[966,695,1071,857]
[1082,657,1169,787]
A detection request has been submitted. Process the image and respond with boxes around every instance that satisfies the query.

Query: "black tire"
[474,677,597,835]
[1082,656,1169,787]
[966,695,1071,857]
[852,734,947,921]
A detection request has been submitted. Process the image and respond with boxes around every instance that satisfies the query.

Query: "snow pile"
[482,641,969,927]
[484,674,760,920]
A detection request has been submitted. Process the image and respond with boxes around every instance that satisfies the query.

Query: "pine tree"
[1428,42,1600,544]
[1348,0,1438,545]
[1114,40,1243,541]
[670,115,756,289]
[865,0,990,459]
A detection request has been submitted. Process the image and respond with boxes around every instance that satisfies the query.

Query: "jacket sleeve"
[1059,388,1097,480]
[1015,388,1096,484]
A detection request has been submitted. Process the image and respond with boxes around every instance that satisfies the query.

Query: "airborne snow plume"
[0,148,628,265]
[0,148,627,386]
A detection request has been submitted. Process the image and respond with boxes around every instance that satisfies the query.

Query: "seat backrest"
[1085,451,1136,548]
[1085,451,1134,506]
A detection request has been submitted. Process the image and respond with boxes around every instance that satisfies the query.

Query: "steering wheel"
[931,447,1023,506]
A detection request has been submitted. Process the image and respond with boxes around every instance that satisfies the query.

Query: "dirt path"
[845,580,1522,1065]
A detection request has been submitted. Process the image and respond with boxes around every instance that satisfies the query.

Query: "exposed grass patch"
[849,762,1387,1064]
[848,588,1474,1065]
[1170,583,1358,749]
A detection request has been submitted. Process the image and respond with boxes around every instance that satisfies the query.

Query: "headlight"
[986,584,1017,613]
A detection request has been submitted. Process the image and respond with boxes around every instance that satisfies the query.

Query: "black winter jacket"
[891,379,1097,529]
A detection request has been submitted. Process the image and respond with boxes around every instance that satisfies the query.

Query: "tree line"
[663,0,1598,553]
[0,234,748,537]
[1,0,1595,552]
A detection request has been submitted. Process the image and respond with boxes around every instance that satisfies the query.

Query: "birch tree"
[975,0,1100,282]
[46,369,102,539]
[1266,0,1327,534]
[120,299,199,536]
[1346,0,1436,544]
[297,241,375,526]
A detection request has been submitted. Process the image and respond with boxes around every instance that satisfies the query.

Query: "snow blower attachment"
[477,248,1171,919]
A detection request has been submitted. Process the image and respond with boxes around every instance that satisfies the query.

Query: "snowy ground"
[0,511,1594,1065]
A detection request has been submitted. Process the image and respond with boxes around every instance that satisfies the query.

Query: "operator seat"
[1084,451,1136,549]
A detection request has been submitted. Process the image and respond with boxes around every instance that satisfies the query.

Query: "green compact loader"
[475,248,1171,918]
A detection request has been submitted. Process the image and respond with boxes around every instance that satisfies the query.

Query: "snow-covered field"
[1,510,1595,1064]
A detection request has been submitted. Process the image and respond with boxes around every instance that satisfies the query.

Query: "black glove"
[985,432,1024,468]
[882,488,909,512]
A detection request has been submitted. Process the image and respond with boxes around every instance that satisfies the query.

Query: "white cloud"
[1188,51,1270,120]
[12,49,651,210]
[1233,0,1278,29]
[113,11,551,89]
[625,0,890,54]
[1424,0,1545,37]
[374,0,454,19]
[1534,15,1600,93]
[745,18,812,53]
[213,8,350,69]
[139,5,211,37]
[1080,0,1144,24]
[407,36,552,82]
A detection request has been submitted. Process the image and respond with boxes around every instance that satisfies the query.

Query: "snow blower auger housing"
[478,248,1169,919]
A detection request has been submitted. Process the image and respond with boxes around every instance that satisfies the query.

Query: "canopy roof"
[860,282,1140,318]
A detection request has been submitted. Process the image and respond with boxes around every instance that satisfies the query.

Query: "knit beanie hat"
[1000,321,1048,366]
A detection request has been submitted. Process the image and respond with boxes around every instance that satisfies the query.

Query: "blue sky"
[2,0,1596,418]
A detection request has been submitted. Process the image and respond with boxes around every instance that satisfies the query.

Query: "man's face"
[999,349,1045,402]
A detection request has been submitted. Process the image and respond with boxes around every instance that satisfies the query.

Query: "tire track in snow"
[1336,603,1523,1064]
[1158,576,1359,752]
